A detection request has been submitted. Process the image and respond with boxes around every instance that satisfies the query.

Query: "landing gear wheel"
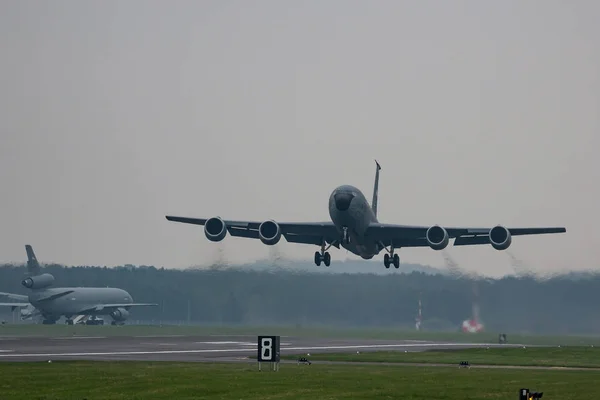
[384,253,390,268]
[393,254,400,269]
[315,240,336,267]
[314,251,322,266]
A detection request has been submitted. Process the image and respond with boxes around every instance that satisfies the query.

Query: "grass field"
[1,323,600,346]
[0,361,598,400]
[282,346,600,368]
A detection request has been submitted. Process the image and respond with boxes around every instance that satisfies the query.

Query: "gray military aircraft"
[0,245,157,324]
[166,161,566,268]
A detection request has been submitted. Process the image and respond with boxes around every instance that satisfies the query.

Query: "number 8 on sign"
[261,338,273,361]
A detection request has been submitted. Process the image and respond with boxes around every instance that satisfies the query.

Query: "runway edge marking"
[0,343,526,358]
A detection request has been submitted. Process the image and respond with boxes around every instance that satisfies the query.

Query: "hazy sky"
[1,1,598,277]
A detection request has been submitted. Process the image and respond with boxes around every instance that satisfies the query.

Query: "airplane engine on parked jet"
[489,225,512,250]
[426,225,449,250]
[21,273,55,289]
[204,217,227,242]
[110,308,129,321]
[258,220,282,245]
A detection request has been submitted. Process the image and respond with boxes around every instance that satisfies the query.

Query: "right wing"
[166,216,339,247]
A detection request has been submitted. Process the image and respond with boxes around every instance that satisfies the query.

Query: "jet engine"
[21,273,55,289]
[426,225,449,250]
[258,220,282,245]
[204,217,227,242]
[489,225,512,250]
[110,308,130,321]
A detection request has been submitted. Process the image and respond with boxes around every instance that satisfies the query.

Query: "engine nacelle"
[21,273,55,289]
[110,308,130,321]
[426,225,449,250]
[204,217,227,242]
[489,225,512,250]
[258,220,282,245]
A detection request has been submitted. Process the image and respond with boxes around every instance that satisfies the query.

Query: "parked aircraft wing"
[366,224,566,247]
[35,290,75,302]
[165,216,338,244]
[0,292,28,302]
[0,302,31,309]
[99,303,158,308]
[79,303,158,313]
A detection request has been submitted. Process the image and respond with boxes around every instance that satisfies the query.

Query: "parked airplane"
[0,245,157,324]
[166,161,566,268]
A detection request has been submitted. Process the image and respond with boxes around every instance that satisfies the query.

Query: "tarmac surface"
[0,334,525,362]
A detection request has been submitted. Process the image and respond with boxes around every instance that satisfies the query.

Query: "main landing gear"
[383,245,400,269]
[314,241,335,267]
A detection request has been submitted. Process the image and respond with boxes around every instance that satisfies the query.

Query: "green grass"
[283,346,600,368]
[1,323,600,346]
[0,361,598,400]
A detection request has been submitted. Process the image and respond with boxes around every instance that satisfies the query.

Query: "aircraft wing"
[366,223,566,248]
[79,303,158,313]
[0,302,31,309]
[0,292,28,302]
[165,216,339,246]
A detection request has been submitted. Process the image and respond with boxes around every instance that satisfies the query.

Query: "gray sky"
[1,1,598,277]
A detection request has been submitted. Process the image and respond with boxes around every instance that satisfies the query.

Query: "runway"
[0,334,524,362]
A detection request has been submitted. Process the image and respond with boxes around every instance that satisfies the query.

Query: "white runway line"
[52,336,107,340]
[133,335,186,338]
[0,350,13,353]
[208,335,291,338]
[0,342,523,358]
[139,343,178,346]
[195,341,257,345]
[195,341,289,346]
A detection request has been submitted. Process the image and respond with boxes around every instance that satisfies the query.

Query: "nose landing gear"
[342,227,350,245]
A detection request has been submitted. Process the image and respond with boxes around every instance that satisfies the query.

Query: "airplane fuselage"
[28,287,133,319]
[328,185,380,259]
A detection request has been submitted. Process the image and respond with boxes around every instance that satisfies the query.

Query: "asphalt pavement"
[0,334,523,362]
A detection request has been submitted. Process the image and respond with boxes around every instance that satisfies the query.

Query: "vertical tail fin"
[25,245,41,276]
[372,160,382,217]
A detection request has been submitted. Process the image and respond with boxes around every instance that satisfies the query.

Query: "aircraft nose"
[334,192,354,211]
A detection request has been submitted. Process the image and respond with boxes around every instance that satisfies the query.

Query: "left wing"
[165,216,339,247]
[365,223,566,248]
[0,292,28,302]
[76,303,158,314]
[0,302,31,309]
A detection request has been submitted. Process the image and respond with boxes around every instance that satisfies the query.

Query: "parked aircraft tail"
[25,244,41,276]
[372,160,382,217]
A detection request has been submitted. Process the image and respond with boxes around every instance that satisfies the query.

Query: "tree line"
[0,262,599,334]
